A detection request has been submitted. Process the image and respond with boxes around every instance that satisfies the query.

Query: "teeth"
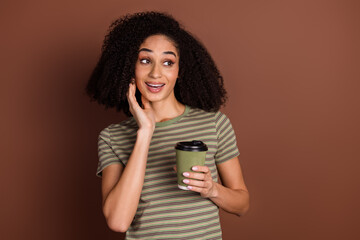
[146,83,165,88]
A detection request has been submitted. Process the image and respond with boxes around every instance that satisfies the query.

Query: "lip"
[145,82,165,93]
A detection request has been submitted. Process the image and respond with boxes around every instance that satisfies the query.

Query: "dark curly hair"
[86,11,227,116]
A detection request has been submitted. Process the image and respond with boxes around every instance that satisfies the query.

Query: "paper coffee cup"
[175,140,208,190]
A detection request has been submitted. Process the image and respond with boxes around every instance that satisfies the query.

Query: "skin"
[134,34,184,122]
[101,34,250,233]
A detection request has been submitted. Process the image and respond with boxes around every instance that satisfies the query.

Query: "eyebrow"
[139,48,177,57]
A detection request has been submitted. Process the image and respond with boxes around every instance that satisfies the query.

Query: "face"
[134,34,179,104]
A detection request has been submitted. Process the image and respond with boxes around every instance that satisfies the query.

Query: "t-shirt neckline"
[155,105,190,127]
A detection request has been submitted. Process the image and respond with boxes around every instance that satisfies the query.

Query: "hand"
[182,166,218,198]
[127,80,156,132]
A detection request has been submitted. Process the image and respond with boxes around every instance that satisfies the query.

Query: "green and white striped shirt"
[97,105,240,239]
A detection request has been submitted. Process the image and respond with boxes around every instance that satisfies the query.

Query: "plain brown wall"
[1,0,359,239]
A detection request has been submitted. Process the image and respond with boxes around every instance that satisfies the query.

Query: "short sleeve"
[214,112,240,164]
[96,127,123,177]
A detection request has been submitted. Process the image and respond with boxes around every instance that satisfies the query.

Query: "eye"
[164,60,174,66]
[140,58,150,64]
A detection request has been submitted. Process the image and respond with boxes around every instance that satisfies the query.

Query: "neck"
[150,100,186,122]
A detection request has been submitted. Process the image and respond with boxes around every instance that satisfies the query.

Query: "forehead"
[139,34,179,55]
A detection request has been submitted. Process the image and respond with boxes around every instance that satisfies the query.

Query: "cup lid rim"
[175,140,208,151]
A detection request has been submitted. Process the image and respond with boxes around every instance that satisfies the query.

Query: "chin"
[146,96,165,103]
[140,88,169,100]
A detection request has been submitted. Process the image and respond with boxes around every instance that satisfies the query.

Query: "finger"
[191,166,210,173]
[183,171,205,181]
[183,178,207,188]
[130,82,136,97]
[127,83,138,107]
[126,83,131,98]
[126,84,132,110]
[126,82,133,100]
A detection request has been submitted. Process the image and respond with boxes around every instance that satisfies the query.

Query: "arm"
[183,157,250,216]
[101,82,155,232]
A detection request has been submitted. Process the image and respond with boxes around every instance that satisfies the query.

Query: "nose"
[149,62,162,79]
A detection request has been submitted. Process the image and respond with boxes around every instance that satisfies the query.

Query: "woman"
[86,11,249,239]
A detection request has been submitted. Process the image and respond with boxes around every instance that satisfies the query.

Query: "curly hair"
[86,11,227,116]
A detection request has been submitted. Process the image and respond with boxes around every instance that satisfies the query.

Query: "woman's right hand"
[127,80,156,133]
[103,80,155,232]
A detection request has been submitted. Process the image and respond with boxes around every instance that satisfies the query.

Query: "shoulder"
[214,111,231,127]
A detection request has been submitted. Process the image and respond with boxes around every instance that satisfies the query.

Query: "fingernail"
[183,172,190,177]
[187,186,192,190]
[183,179,189,184]
[192,166,198,171]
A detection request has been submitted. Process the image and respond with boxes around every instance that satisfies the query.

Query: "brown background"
[1,0,359,239]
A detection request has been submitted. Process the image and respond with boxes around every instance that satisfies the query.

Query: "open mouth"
[145,82,165,88]
[145,82,165,93]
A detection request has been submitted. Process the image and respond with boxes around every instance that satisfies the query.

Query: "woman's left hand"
[182,166,218,198]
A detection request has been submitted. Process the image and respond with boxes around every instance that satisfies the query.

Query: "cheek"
[134,62,147,77]
[134,65,141,79]
[135,81,146,96]
[167,67,179,83]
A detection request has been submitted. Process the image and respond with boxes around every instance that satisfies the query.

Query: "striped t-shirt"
[97,105,240,239]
